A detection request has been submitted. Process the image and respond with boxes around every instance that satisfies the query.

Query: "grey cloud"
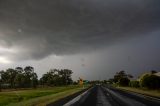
[0,0,160,61]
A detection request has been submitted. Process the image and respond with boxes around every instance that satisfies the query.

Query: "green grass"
[117,86,160,98]
[0,85,87,106]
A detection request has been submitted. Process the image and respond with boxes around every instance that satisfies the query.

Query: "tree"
[151,70,157,74]
[23,66,34,87]
[140,74,160,89]
[59,69,73,85]
[15,67,24,88]
[15,67,23,73]
[108,78,114,84]
[40,69,73,86]
[113,70,127,83]
[24,66,34,76]
[0,70,8,88]
[0,79,1,92]
[118,77,130,86]
[113,70,133,86]
[31,72,38,88]
[0,71,2,91]
[127,74,133,79]
[6,68,17,88]
[129,81,140,88]
[40,69,59,86]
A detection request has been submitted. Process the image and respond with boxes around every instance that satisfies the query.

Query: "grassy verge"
[0,85,88,106]
[117,86,160,98]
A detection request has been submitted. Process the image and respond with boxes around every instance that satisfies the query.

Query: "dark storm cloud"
[0,0,160,60]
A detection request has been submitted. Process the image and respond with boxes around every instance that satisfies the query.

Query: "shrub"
[118,77,130,86]
[140,74,160,89]
[139,74,149,86]
[129,80,140,88]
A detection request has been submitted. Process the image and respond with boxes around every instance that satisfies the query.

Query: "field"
[117,86,160,98]
[0,85,86,106]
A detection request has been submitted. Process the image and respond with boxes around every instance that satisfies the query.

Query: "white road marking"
[63,87,93,106]
[104,87,146,106]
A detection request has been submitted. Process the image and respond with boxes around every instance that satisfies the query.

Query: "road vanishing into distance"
[48,85,160,106]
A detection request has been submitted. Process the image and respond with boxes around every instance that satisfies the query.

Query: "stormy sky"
[0,0,160,80]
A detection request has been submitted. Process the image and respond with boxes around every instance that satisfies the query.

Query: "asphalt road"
[63,85,160,106]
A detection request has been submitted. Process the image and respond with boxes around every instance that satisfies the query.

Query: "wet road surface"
[63,85,160,106]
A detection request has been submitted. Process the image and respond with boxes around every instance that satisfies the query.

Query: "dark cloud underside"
[0,0,160,60]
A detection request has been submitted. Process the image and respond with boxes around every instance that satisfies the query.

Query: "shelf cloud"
[0,0,160,61]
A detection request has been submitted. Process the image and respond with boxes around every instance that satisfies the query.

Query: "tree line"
[0,66,73,90]
[107,70,160,89]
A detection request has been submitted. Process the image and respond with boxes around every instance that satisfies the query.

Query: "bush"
[129,80,140,88]
[118,77,130,86]
[139,74,149,87]
[140,74,160,89]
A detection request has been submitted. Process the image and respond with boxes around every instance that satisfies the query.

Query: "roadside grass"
[0,85,87,106]
[117,86,160,98]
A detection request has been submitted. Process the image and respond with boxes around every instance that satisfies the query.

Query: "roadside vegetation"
[0,66,73,90]
[117,86,160,98]
[106,70,160,97]
[0,66,90,106]
[0,85,84,106]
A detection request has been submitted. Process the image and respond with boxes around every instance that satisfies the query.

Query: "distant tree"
[24,66,34,75]
[40,69,59,86]
[129,81,140,88]
[31,72,38,88]
[0,71,2,91]
[6,68,17,88]
[73,81,78,85]
[15,67,23,73]
[114,70,127,83]
[40,73,48,86]
[113,70,133,86]
[40,69,73,86]
[108,78,114,84]
[24,66,34,87]
[15,74,24,88]
[0,66,38,89]
[118,77,130,86]
[0,70,8,86]
[15,67,24,88]
[0,79,1,92]
[103,80,107,84]
[140,74,160,89]
[127,74,133,79]
[59,69,73,85]
[151,70,157,74]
